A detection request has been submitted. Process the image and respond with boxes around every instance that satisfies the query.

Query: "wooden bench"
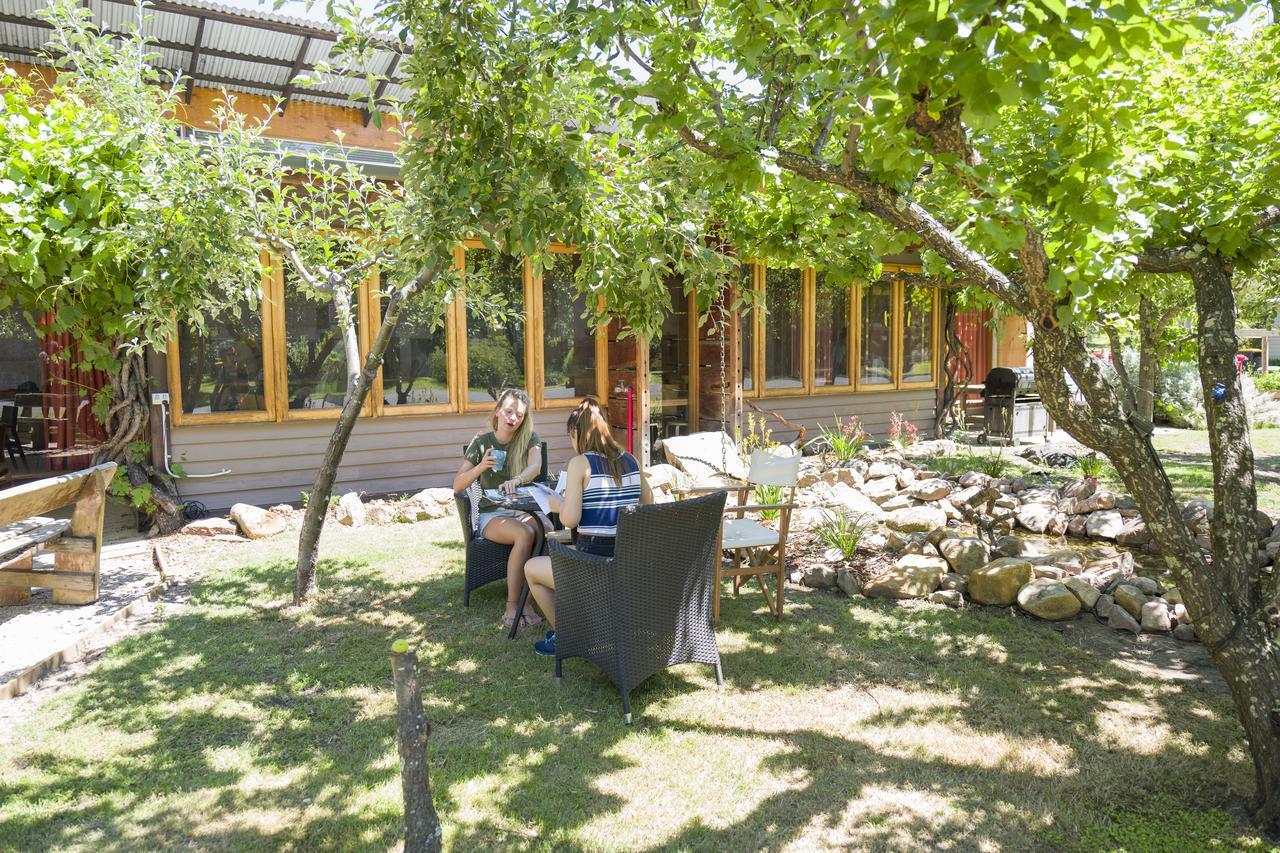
[0,462,117,606]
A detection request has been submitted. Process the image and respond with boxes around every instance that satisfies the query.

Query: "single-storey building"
[1,0,1030,509]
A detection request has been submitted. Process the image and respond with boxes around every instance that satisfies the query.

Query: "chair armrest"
[672,484,751,497]
[725,502,800,516]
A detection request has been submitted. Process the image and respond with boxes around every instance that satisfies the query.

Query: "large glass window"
[859,282,894,386]
[763,267,804,391]
[901,284,935,383]
[466,249,526,404]
[379,271,450,409]
[814,273,851,388]
[177,304,268,414]
[541,255,596,402]
[283,271,360,410]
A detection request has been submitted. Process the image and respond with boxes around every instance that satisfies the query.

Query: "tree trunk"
[1136,295,1161,425]
[1028,256,1280,831]
[1187,255,1280,828]
[390,643,443,853]
[96,350,185,533]
[293,275,428,605]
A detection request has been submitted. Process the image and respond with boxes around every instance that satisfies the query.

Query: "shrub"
[813,509,875,560]
[737,412,779,455]
[1076,453,1114,480]
[1254,371,1280,393]
[820,414,869,462]
[975,450,1012,478]
[752,483,784,521]
[465,337,521,400]
[888,411,919,448]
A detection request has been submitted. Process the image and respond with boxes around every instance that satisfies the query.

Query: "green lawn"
[0,520,1272,851]
[1137,429,1280,515]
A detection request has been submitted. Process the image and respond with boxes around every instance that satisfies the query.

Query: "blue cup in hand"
[490,448,507,471]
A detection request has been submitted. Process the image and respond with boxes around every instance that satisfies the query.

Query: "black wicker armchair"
[550,491,728,723]
[454,441,549,608]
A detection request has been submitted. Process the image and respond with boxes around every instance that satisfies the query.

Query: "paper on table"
[528,473,568,515]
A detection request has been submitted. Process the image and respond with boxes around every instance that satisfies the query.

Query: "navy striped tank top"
[577,451,643,538]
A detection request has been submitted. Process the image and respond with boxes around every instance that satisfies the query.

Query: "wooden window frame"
[740,262,762,399]
[758,264,811,398]
[809,269,856,396]
[274,259,377,421]
[167,250,280,427]
[896,277,941,389]
[458,241,608,414]
[853,274,899,393]
[365,250,461,417]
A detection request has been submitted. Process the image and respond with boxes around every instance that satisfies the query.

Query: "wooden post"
[728,284,743,439]
[634,336,651,468]
[0,551,32,605]
[390,641,442,853]
[50,466,109,605]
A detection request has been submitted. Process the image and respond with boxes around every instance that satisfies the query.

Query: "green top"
[464,430,542,500]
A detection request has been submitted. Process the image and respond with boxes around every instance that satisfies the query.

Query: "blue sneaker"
[534,632,557,657]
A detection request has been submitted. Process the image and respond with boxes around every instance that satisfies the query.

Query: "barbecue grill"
[978,366,1042,444]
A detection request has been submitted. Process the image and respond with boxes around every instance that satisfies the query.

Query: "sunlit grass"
[0,517,1270,851]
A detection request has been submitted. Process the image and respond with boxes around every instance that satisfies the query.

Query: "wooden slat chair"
[678,449,800,624]
[0,462,117,607]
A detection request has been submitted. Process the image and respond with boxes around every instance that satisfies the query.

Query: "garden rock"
[862,476,899,503]
[365,504,395,525]
[867,461,900,479]
[1127,576,1164,596]
[991,535,1034,558]
[401,498,447,521]
[230,503,286,539]
[828,483,887,520]
[968,558,1033,606]
[958,472,991,488]
[1067,515,1088,537]
[1061,478,1097,500]
[1085,510,1125,540]
[836,569,862,597]
[885,506,947,534]
[1017,579,1082,621]
[907,478,951,501]
[938,537,989,576]
[1181,499,1211,532]
[939,572,967,593]
[951,485,985,506]
[1173,623,1198,642]
[1115,519,1151,546]
[929,589,964,608]
[1064,577,1101,609]
[1075,492,1118,513]
[1162,588,1183,606]
[1016,503,1058,534]
[1094,593,1115,619]
[896,469,915,488]
[880,495,913,513]
[1033,565,1068,580]
[1112,584,1149,620]
[182,516,238,537]
[1107,605,1141,635]
[862,554,947,599]
[336,492,366,526]
[1140,600,1172,633]
[1020,488,1060,505]
[802,566,837,589]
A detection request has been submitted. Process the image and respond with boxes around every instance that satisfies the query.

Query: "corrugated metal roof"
[1,0,407,110]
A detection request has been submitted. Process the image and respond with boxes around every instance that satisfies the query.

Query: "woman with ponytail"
[524,397,651,656]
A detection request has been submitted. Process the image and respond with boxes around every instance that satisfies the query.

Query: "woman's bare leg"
[525,555,556,628]
[481,516,540,621]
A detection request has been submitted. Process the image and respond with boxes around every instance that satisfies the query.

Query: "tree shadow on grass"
[0,527,1265,851]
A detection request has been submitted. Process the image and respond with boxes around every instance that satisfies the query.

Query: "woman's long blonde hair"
[569,397,628,484]
[491,388,534,478]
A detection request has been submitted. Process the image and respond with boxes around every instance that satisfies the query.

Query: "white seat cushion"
[721,518,780,549]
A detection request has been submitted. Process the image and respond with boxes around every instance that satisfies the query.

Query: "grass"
[0,519,1273,850]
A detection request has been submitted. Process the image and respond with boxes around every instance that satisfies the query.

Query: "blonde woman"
[453,388,545,630]
[525,397,652,656]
